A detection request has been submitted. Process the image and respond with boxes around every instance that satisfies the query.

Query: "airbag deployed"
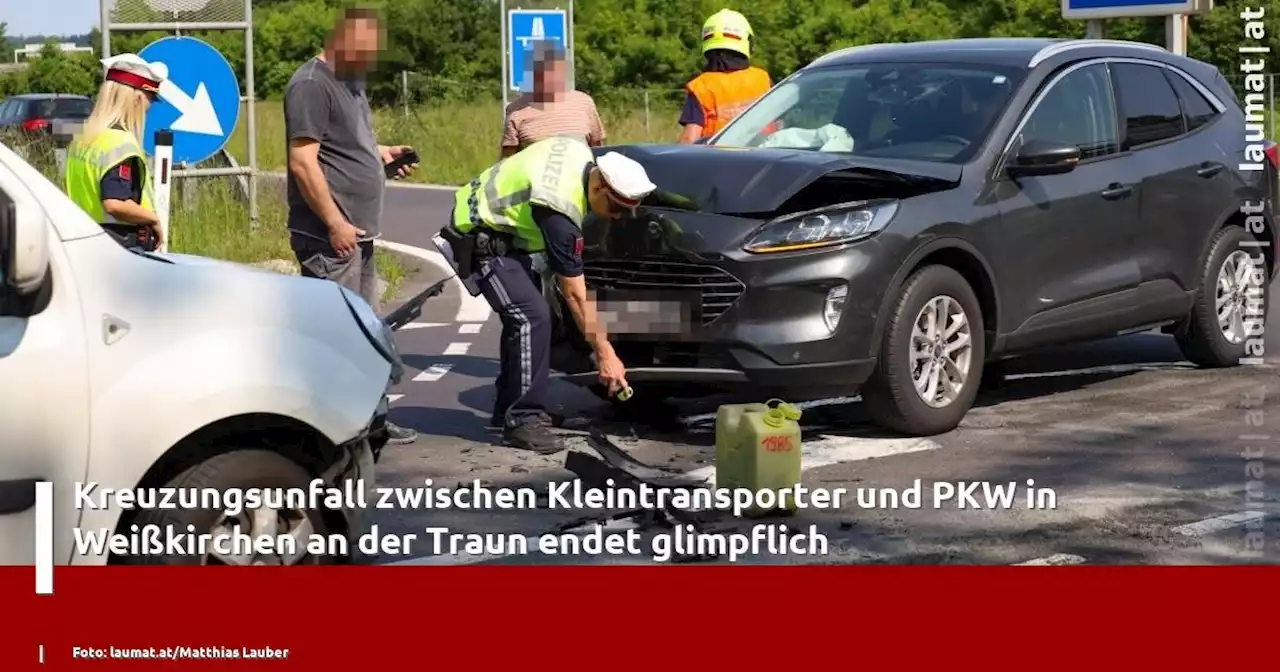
[760,124,855,152]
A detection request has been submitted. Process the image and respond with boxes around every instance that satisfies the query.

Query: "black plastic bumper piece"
[0,478,37,515]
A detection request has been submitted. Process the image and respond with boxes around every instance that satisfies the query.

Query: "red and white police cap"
[101,54,168,93]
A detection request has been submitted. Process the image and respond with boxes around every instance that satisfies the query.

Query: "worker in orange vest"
[677,9,772,144]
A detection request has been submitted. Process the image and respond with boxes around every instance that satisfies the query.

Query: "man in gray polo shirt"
[285,7,419,445]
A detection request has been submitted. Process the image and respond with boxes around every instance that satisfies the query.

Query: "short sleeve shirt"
[502,91,606,150]
[283,57,386,239]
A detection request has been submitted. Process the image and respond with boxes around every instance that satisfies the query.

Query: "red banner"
[2,566,1274,669]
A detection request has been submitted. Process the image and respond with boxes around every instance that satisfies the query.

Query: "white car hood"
[151,251,278,274]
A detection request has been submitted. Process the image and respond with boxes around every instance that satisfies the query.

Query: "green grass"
[226,98,682,186]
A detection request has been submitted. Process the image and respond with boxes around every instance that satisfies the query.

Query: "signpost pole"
[1086,20,1105,39]
[1166,14,1188,55]
[153,130,174,253]
[243,0,258,229]
[99,0,111,58]
[501,0,509,111]
[567,0,575,91]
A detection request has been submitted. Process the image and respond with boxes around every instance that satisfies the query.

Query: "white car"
[0,141,399,566]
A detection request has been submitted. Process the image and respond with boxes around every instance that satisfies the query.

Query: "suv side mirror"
[0,184,50,300]
[1007,139,1081,177]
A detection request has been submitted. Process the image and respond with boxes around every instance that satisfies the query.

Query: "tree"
[25,42,99,96]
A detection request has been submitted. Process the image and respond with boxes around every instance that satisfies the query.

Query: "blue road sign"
[137,37,240,165]
[507,9,568,92]
[1062,0,1196,20]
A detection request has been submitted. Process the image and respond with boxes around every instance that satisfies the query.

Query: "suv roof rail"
[1029,39,1167,67]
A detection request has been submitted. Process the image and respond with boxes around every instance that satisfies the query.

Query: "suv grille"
[582,259,745,326]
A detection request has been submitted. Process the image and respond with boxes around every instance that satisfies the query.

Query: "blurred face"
[534,58,567,95]
[335,18,383,73]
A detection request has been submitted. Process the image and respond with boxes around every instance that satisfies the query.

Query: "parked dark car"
[0,93,94,142]
[549,38,1279,436]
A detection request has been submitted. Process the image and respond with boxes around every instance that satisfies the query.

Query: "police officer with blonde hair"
[65,54,167,250]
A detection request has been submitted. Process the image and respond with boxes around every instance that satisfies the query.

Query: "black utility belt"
[101,223,158,252]
[439,224,518,277]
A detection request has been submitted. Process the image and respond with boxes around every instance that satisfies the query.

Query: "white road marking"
[413,364,453,382]
[374,239,492,323]
[388,394,404,403]
[399,322,449,330]
[1013,553,1086,566]
[443,342,471,355]
[459,323,483,334]
[379,434,940,566]
[1172,511,1266,537]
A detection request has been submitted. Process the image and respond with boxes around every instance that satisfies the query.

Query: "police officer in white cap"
[444,136,656,453]
[65,53,169,250]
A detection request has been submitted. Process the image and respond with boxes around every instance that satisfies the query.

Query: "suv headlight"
[744,199,899,254]
[339,286,405,382]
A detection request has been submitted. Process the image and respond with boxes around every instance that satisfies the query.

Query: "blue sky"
[3,0,97,37]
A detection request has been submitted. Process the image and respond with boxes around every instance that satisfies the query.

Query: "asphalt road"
[368,181,1280,566]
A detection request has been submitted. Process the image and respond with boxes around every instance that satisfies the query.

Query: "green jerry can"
[715,400,803,517]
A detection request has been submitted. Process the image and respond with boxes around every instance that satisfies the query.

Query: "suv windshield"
[713,62,1024,163]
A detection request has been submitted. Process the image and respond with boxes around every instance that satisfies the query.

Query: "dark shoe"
[385,422,418,445]
[502,422,564,455]
[490,411,564,429]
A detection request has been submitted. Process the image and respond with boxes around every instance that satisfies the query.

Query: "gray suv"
[551,38,1278,436]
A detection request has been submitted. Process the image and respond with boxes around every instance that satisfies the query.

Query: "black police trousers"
[476,253,551,429]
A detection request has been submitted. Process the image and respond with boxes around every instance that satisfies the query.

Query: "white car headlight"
[744,199,899,254]
[340,286,403,380]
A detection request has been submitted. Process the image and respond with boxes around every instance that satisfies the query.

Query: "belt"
[101,223,157,252]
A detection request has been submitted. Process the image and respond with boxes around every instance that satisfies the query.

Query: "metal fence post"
[643,90,650,139]
[399,71,409,117]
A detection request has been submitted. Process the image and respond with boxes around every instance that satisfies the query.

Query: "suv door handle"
[1196,162,1224,178]
[1100,183,1133,200]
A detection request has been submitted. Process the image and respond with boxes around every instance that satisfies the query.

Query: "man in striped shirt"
[501,42,606,158]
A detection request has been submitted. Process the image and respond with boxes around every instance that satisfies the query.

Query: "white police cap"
[101,53,168,91]
[595,151,656,207]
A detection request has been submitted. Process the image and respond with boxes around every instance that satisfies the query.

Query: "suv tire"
[1176,226,1270,367]
[118,450,333,566]
[863,265,985,436]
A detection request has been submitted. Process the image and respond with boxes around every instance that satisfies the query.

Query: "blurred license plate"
[594,292,697,335]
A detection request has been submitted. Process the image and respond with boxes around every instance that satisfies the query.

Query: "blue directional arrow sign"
[507,9,568,92]
[1062,0,1196,20]
[137,36,240,165]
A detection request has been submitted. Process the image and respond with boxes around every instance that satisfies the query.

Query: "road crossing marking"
[374,239,492,323]
[443,342,471,355]
[388,394,404,403]
[400,322,449,330]
[459,323,483,334]
[413,364,453,382]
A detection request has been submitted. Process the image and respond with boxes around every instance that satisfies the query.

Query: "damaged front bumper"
[550,232,897,397]
[323,394,387,561]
